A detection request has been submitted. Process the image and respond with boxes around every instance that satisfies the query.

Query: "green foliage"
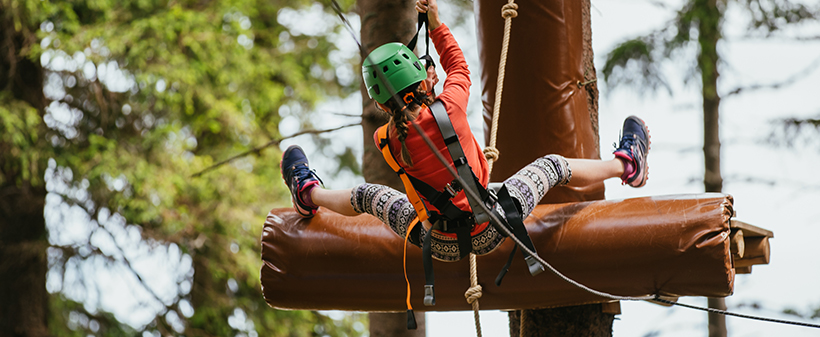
[49,295,137,337]
[2,0,367,335]
[0,91,51,186]
[601,38,670,95]
[740,0,817,33]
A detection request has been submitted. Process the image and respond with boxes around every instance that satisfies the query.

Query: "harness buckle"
[423,285,436,306]
[525,254,545,276]
[443,182,459,197]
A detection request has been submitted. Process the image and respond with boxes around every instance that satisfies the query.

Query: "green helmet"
[362,42,427,104]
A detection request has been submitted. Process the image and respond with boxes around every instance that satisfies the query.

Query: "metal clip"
[423,285,436,306]
[525,255,545,276]
[444,183,457,197]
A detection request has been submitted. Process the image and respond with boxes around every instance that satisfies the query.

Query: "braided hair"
[380,82,435,167]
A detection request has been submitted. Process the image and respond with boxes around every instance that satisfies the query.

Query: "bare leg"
[311,188,358,216]
[564,158,625,187]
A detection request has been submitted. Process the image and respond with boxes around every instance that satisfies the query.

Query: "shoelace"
[292,164,323,186]
[615,133,643,155]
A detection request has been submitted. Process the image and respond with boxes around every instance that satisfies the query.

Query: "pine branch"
[191,122,360,178]
[724,55,820,97]
[733,34,820,41]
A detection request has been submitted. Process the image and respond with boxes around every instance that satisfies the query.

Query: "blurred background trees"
[1,0,366,335]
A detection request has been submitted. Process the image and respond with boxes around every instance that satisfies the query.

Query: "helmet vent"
[394,59,401,65]
[413,61,422,70]
[383,65,389,73]
[402,53,410,59]
[373,84,380,95]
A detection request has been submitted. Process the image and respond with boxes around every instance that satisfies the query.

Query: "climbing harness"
[376,100,543,330]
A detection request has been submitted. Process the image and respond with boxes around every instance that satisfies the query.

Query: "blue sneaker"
[613,116,650,188]
[281,145,323,217]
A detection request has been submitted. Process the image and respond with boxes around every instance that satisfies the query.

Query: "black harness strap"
[406,174,469,221]
[422,221,437,306]
[428,101,492,224]
[493,185,544,285]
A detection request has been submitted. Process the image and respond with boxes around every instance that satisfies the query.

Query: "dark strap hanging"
[422,222,437,306]
[493,185,544,286]
[407,12,430,57]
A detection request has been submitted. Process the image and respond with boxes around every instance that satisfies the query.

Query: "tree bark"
[697,0,726,336]
[699,0,723,195]
[359,0,414,189]
[0,186,49,337]
[516,304,614,337]
[0,11,50,336]
[358,0,425,335]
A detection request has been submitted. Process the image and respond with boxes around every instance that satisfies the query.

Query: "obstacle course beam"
[260,193,772,312]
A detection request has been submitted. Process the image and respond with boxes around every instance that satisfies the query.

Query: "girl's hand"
[415,0,442,30]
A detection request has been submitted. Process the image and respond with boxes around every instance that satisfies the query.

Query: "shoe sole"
[628,116,650,188]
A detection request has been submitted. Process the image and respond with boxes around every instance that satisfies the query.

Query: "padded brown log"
[477,0,604,203]
[261,193,735,312]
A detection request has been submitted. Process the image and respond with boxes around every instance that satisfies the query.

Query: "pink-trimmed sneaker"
[613,116,650,188]
[281,145,323,217]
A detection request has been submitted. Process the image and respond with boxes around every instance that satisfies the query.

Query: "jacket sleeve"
[430,24,470,116]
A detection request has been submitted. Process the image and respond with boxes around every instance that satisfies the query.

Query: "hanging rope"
[485,1,519,173]
[466,2,519,337]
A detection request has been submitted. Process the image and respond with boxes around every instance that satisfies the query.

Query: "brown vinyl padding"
[260,194,735,312]
[477,0,604,203]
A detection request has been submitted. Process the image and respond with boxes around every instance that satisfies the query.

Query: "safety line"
[652,297,820,329]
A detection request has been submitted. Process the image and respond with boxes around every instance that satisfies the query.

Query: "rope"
[486,1,518,173]
[466,254,483,337]
[652,297,820,329]
[482,147,500,162]
[466,2,519,336]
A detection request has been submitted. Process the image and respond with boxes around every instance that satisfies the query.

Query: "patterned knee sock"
[350,183,418,239]
[502,154,572,217]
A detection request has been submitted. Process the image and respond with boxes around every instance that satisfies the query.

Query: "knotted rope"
[467,2,518,337]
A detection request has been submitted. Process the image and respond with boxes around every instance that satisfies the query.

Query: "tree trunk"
[514,304,615,337]
[0,12,50,336]
[0,186,49,337]
[697,0,726,336]
[699,0,723,195]
[358,0,425,335]
[358,0,414,190]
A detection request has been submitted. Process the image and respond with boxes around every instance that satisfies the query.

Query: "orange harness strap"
[376,124,429,223]
[377,123,426,328]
